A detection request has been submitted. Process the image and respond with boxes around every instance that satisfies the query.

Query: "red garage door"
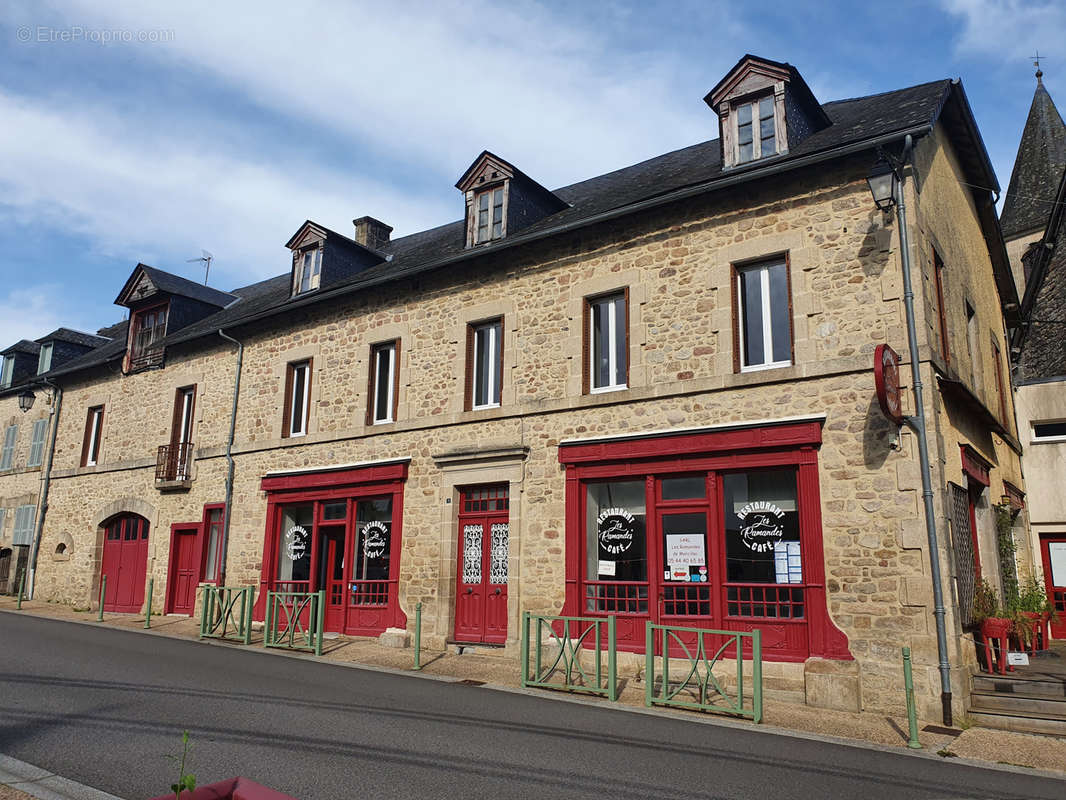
[101,514,150,613]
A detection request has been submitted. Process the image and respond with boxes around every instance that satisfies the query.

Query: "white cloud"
[941,0,1066,61]
[0,286,77,344]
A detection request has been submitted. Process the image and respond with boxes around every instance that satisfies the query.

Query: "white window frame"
[736,261,792,372]
[1032,421,1066,444]
[735,94,778,164]
[0,355,13,389]
[295,248,322,295]
[471,320,502,410]
[37,343,53,375]
[27,419,47,468]
[177,387,195,444]
[588,293,627,394]
[85,407,103,466]
[0,425,16,470]
[288,362,310,437]
[372,342,396,424]
[13,504,35,546]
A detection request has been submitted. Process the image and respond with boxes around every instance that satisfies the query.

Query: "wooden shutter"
[365,346,377,426]
[730,265,740,373]
[581,298,590,395]
[991,338,1006,425]
[304,358,313,434]
[281,364,294,438]
[391,341,401,422]
[169,388,184,448]
[934,251,951,365]
[80,410,93,466]
[94,407,104,464]
[464,324,475,411]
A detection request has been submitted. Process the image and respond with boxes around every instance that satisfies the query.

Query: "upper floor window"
[736,96,777,163]
[991,336,1008,426]
[81,406,104,467]
[735,258,792,372]
[0,425,16,470]
[475,188,505,244]
[28,419,47,468]
[129,304,168,370]
[466,319,503,410]
[933,250,950,364]
[367,340,399,424]
[37,343,53,375]
[282,360,311,438]
[584,291,628,393]
[0,355,13,388]
[1033,421,1066,442]
[294,248,322,295]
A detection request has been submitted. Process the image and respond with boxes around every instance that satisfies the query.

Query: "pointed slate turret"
[1001,69,1066,240]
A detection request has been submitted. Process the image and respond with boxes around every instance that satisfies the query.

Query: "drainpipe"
[894,135,953,726]
[27,379,62,599]
[217,329,243,587]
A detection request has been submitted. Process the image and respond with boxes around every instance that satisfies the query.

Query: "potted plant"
[1016,569,1054,652]
[972,578,1011,673]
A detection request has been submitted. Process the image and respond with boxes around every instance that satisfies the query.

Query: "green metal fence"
[645,622,762,722]
[521,612,618,700]
[199,585,254,645]
[264,590,325,656]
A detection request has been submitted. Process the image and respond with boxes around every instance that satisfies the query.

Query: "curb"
[0,753,124,800]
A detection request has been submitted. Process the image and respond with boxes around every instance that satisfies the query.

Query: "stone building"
[4,55,1028,721]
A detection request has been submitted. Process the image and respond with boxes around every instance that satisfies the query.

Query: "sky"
[1,0,1064,345]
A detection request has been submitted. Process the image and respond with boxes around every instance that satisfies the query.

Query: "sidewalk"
[3,595,1065,780]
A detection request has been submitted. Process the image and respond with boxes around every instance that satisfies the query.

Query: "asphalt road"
[0,613,1062,800]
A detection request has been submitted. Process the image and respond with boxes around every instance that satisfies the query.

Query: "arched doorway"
[101,513,150,613]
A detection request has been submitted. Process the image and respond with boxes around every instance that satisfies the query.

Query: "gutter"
[26,379,62,599]
[216,329,243,587]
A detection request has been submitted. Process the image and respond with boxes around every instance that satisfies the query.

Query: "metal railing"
[199,585,254,645]
[129,342,164,371]
[264,590,325,656]
[520,612,618,700]
[645,622,762,722]
[155,442,193,482]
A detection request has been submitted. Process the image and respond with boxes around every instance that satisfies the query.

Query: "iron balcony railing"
[129,343,164,371]
[156,442,193,482]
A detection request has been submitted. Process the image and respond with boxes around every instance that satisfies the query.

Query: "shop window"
[584,480,647,613]
[584,291,628,394]
[282,360,311,438]
[661,475,705,501]
[322,501,347,521]
[352,497,392,605]
[734,259,792,371]
[367,340,399,425]
[277,504,313,585]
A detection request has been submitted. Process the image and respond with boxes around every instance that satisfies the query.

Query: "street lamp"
[18,389,35,413]
[866,157,898,211]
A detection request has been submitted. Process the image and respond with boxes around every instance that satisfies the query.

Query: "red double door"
[454,486,509,645]
[101,514,150,613]
[1041,534,1066,640]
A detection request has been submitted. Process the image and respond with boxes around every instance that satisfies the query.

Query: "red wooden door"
[454,486,509,644]
[101,514,149,613]
[168,527,200,615]
[318,527,345,632]
[1041,534,1066,639]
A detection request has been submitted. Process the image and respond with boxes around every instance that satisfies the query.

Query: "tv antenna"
[186,249,214,285]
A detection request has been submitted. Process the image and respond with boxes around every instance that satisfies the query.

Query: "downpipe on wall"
[217,329,243,587]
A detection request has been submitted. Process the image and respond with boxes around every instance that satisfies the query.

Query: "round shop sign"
[735,501,785,553]
[597,507,636,555]
[361,521,389,559]
[284,525,308,561]
[874,343,904,427]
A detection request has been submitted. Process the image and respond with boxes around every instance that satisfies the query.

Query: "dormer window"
[129,303,168,370]
[37,342,53,375]
[0,355,13,388]
[476,187,505,244]
[737,95,777,163]
[294,248,322,295]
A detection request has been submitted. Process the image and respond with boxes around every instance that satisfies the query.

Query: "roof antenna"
[186,249,214,285]
[1031,50,1044,84]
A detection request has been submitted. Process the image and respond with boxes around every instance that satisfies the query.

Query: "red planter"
[979,617,1012,674]
[149,777,297,800]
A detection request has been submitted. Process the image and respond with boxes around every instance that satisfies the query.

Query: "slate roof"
[116,263,239,308]
[36,327,111,348]
[47,76,1012,378]
[1000,75,1066,239]
[1,339,41,356]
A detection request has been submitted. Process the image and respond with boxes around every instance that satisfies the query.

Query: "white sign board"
[666,534,705,569]
[1007,651,1030,667]
[597,560,616,577]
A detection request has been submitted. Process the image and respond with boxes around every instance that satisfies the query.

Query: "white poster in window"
[598,560,616,577]
[774,541,802,584]
[666,534,706,580]
[1049,542,1066,587]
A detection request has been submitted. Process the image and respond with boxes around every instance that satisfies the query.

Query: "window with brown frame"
[465,318,503,410]
[281,360,312,438]
[128,303,168,370]
[732,257,793,372]
[367,341,399,425]
[474,187,505,244]
[991,336,1008,425]
[81,405,104,467]
[734,94,778,163]
[583,291,629,394]
[202,503,225,583]
[162,385,197,481]
[933,250,950,364]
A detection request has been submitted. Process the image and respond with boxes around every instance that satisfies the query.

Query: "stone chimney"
[353,216,393,251]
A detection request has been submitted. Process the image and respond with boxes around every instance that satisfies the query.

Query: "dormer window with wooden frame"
[128,303,168,371]
[37,342,53,375]
[475,187,506,244]
[736,95,778,163]
[294,247,322,296]
[0,355,13,389]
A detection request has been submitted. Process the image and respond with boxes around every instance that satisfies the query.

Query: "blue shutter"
[28,419,47,467]
[13,504,35,546]
[0,425,16,470]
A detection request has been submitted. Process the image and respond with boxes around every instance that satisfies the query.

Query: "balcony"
[129,344,164,372]
[156,442,193,489]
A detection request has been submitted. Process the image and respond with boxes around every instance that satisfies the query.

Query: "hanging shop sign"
[735,501,786,553]
[597,507,636,555]
[874,343,904,426]
[284,525,308,561]
[361,521,389,560]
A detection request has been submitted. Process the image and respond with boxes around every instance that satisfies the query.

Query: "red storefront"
[256,459,408,635]
[558,419,851,662]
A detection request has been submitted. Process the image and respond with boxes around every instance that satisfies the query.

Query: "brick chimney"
[353,216,393,251]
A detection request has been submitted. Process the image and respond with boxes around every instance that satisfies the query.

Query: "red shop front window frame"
[558,420,852,662]
[256,460,409,636]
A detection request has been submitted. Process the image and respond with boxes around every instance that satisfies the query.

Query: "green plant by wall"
[972,577,1000,624]
[167,730,196,799]
[994,504,1019,609]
